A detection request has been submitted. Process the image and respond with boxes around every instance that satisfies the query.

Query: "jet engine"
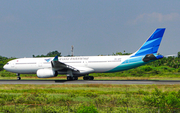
[37,69,58,78]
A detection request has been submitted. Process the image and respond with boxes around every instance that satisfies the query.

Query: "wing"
[51,56,79,72]
[51,56,94,74]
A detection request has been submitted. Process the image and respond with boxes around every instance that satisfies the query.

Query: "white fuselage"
[4,55,131,75]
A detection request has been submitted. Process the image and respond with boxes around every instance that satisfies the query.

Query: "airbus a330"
[4,28,166,80]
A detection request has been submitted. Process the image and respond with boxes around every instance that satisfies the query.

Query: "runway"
[0,80,180,84]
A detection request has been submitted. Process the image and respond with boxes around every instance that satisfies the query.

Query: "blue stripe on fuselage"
[106,55,149,73]
[106,54,162,73]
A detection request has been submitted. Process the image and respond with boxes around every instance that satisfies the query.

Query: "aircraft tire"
[89,76,94,80]
[91,76,94,80]
[17,77,21,80]
[83,76,85,80]
[83,76,94,80]
[83,76,89,80]
[67,76,72,81]
[72,76,78,80]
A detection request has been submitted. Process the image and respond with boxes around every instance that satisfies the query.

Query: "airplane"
[3,28,165,80]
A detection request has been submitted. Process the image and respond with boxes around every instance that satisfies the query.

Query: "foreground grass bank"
[0,84,179,113]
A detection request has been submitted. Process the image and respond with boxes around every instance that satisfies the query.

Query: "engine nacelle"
[37,69,58,78]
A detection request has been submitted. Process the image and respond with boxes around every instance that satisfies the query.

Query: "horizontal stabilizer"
[143,54,163,62]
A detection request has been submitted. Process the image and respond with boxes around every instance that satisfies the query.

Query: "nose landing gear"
[17,73,21,80]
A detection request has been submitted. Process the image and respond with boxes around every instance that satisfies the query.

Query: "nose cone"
[3,63,16,73]
[3,64,11,71]
[3,64,8,70]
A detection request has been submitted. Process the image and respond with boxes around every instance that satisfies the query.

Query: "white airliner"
[4,28,165,80]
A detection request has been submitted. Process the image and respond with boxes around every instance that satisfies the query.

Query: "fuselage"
[3,55,147,75]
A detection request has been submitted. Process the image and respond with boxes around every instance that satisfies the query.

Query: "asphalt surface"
[0,80,180,84]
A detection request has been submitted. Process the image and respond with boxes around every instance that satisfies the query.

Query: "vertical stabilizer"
[131,28,165,57]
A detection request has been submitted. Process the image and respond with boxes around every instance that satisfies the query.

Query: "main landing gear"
[83,76,94,80]
[67,76,78,81]
[67,76,94,80]
[16,73,21,80]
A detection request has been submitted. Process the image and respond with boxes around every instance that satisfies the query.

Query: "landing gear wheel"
[67,76,78,80]
[83,76,94,80]
[83,76,88,80]
[89,76,94,80]
[76,77,78,80]
[16,73,21,80]
[73,77,78,80]
[67,76,72,81]
[17,77,21,80]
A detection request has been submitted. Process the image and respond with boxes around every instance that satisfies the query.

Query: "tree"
[33,50,61,57]
[178,52,180,58]
[113,52,131,55]
[46,50,61,57]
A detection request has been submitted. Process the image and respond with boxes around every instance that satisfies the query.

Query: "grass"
[0,84,179,112]
[0,65,180,112]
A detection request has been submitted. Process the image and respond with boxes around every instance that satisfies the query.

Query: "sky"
[0,0,180,58]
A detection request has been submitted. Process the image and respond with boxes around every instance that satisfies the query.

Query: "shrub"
[177,67,180,72]
[82,92,98,98]
[76,104,98,113]
[140,66,153,72]
[143,88,180,112]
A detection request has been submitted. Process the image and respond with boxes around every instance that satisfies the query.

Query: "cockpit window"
[6,63,9,65]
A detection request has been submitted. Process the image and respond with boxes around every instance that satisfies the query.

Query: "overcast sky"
[0,0,180,58]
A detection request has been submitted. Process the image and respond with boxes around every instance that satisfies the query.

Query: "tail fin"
[131,28,165,57]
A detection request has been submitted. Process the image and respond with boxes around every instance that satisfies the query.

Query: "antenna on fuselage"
[71,45,74,57]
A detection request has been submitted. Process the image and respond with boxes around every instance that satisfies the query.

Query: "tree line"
[32,50,61,57]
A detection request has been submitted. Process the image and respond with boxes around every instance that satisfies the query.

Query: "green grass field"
[0,84,179,113]
[0,64,180,112]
